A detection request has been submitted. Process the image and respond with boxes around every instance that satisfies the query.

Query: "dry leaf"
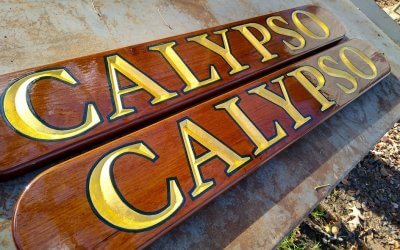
[380,167,392,177]
[347,206,364,232]
[347,189,357,196]
[348,217,360,232]
[394,239,400,249]
[341,176,349,185]
[324,225,331,234]
[331,226,339,238]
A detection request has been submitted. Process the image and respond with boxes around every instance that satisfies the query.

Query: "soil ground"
[278,122,400,249]
[278,2,400,249]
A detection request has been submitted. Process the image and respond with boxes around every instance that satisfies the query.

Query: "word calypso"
[0,6,344,177]
[85,40,384,233]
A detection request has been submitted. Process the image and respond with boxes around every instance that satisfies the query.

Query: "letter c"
[2,69,101,141]
[87,142,185,231]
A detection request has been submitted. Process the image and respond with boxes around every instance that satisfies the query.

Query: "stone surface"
[0,0,399,249]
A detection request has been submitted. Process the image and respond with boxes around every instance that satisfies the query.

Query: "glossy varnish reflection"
[0,5,345,178]
[13,39,390,249]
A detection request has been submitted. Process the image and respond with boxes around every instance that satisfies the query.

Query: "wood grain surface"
[0,5,345,178]
[12,39,390,249]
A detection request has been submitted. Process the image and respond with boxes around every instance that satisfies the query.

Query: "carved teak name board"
[13,39,390,248]
[0,5,345,177]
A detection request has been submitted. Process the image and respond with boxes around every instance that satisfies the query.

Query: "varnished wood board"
[12,39,390,249]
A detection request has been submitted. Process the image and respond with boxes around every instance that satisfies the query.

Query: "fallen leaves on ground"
[346,206,365,232]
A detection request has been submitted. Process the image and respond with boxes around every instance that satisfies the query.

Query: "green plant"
[278,227,305,250]
[310,205,326,221]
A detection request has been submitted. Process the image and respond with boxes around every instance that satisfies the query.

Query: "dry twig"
[157,8,173,30]
[90,0,102,17]
[314,184,331,190]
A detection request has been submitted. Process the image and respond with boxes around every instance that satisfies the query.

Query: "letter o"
[292,10,330,39]
[339,46,377,80]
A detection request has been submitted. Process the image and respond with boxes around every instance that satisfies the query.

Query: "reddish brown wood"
[12,39,390,249]
[0,5,345,178]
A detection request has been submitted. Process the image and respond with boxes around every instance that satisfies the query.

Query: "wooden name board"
[13,39,390,249]
[0,5,345,178]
